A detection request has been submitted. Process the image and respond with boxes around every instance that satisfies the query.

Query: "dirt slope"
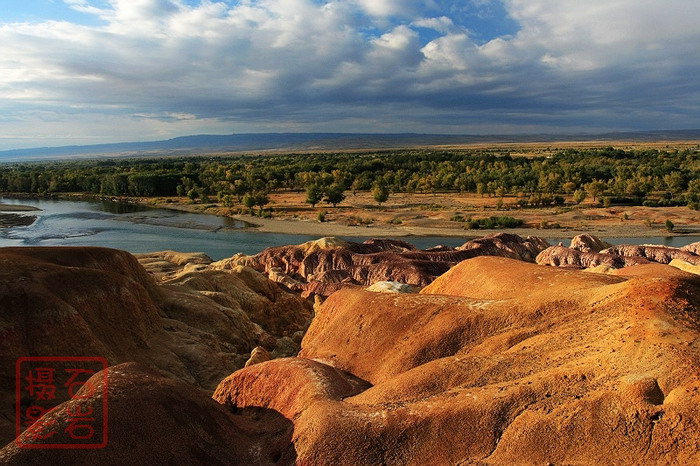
[214,256,700,465]
[0,363,295,465]
[0,246,311,446]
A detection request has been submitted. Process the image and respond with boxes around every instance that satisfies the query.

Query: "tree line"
[1,147,699,209]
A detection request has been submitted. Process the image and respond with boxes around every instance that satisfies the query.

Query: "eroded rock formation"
[212,256,700,465]
[569,232,613,252]
[0,246,311,445]
[4,239,700,464]
[536,244,651,268]
[244,233,550,297]
[0,363,295,465]
[537,234,700,272]
[601,244,700,265]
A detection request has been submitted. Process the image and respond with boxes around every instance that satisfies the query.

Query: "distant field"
[2,143,700,238]
[1,131,699,161]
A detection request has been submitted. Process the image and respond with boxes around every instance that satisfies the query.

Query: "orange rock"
[0,363,295,465]
[250,234,551,297]
[213,256,700,464]
[0,246,311,445]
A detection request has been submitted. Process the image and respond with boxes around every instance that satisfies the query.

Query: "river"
[1,196,698,260]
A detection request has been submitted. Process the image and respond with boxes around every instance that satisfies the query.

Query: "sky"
[0,0,699,150]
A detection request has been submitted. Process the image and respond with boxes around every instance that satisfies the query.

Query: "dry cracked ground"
[1,234,700,464]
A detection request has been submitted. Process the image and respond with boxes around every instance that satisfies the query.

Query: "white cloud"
[412,16,454,34]
[354,0,410,17]
[504,0,700,71]
[0,0,698,150]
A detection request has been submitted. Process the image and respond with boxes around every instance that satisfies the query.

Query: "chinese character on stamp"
[15,357,108,449]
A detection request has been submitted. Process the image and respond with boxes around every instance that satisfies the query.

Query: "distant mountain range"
[1,130,699,162]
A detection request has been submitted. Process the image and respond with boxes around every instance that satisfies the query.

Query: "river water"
[1,197,698,260]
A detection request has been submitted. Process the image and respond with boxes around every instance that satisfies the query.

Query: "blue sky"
[0,0,698,150]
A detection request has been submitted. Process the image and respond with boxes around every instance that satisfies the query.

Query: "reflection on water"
[0,196,699,260]
[0,196,315,259]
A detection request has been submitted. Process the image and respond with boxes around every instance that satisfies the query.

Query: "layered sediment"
[3,235,700,464]
[0,246,311,446]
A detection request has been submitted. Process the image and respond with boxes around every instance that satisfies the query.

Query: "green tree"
[372,183,389,205]
[187,187,199,201]
[572,189,586,205]
[221,194,234,208]
[242,193,256,213]
[664,172,685,195]
[584,180,606,202]
[324,183,346,208]
[562,181,577,194]
[253,192,270,214]
[305,183,323,207]
[665,219,675,232]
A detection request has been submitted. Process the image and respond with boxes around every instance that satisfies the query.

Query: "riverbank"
[123,191,700,240]
[0,203,41,212]
[7,191,699,240]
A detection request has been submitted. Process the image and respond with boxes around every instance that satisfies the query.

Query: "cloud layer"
[0,0,699,149]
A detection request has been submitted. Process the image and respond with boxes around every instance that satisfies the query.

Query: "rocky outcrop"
[681,241,700,255]
[136,250,213,280]
[6,240,700,464]
[456,232,551,262]
[535,235,700,271]
[569,233,613,252]
[536,245,651,268]
[245,346,272,367]
[210,252,262,271]
[0,246,311,446]
[601,244,700,265]
[212,256,700,464]
[365,281,417,293]
[669,258,700,275]
[158,265,311,338]
[246,233,550,297]
[1,363,296,465]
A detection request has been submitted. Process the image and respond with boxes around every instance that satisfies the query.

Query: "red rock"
[535,245,651,269]
[602,244,700,265]
[0,363,295,465]
[0,246,311,445]
[213,256,700,464]
[457,232,551,262]
[248,234,551,297]
[681,241,700,255]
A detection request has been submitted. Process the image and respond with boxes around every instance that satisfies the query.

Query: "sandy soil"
[0,203,41,212]
[133,190,700,239]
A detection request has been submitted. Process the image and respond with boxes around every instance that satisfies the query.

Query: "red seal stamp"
[15,356,109,449]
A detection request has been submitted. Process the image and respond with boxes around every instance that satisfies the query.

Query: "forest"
[1,147,699,209]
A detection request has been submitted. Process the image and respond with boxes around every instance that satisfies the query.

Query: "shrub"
[464,216,524,230]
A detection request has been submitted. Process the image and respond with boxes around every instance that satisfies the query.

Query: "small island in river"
[0,203,41,228]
